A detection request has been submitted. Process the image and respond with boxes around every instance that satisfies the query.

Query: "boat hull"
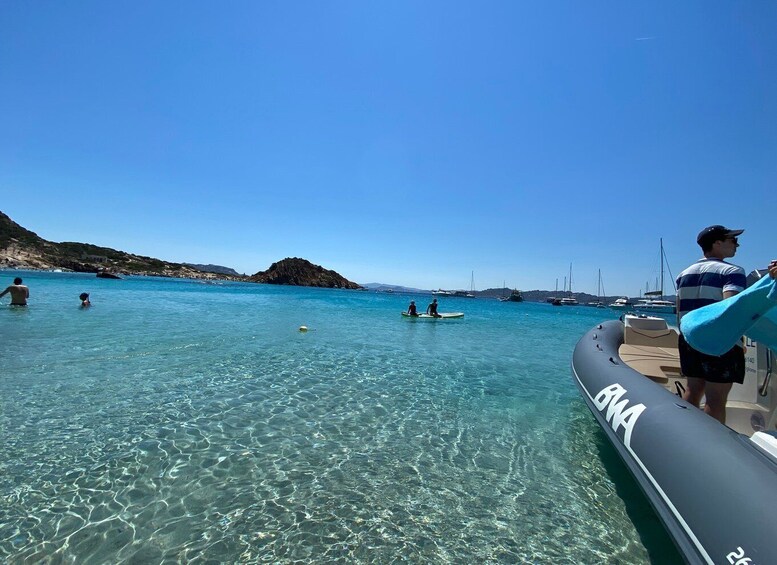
[572,320,777,564]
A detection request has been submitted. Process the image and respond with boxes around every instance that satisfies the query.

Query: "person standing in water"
[0,277,29,306]
[80,292,91,308]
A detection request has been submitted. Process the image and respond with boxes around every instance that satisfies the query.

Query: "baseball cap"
[696,225,744,245]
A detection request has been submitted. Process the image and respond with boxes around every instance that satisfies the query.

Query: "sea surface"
[0,271,682,564]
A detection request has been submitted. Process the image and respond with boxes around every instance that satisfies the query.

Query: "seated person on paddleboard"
[407,301,418,316]
[427,298,441,318]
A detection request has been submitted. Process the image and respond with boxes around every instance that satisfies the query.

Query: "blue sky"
[1,2,775,296]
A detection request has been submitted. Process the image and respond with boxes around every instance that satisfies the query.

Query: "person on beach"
[675,225,746,424]
[407,300,418,316]
[0,277,29,306]
[426,298,440,318]
[80,292,91,308]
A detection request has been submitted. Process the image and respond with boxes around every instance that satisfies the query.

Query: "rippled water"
[0,271,681,563]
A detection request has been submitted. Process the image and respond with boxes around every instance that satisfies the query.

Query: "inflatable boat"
[572,309,777,564]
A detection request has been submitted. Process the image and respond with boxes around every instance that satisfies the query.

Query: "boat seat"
[619,344,682,384]
[623,326,679,349]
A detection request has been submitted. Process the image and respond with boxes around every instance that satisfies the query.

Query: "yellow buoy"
[299,325,308,332]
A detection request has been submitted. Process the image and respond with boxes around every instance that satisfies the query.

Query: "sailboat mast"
[600,271,605,298]
[660,238,664,300]
[597,269,601,300]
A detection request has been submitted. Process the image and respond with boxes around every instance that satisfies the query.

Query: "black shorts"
[678,333,745,384]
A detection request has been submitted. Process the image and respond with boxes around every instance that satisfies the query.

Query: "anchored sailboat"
[633,239,676,314]
[560,263,578,305]
[586,269,606,307]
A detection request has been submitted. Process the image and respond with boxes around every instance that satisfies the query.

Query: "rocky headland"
[0,211,361,288]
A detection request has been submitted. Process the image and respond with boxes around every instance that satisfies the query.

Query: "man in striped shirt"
[676,225,746,424]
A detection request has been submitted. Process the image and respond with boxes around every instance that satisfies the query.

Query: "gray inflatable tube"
[572,320,777,565]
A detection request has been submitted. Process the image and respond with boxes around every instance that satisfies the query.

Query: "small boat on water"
[96,270,122,279]
[559,297,578,305]
[572,295,777,563]
[502,289,523,302]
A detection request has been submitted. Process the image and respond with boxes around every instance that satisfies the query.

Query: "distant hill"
[361,283,429,294]
[248,257,362,289]
[0,211,243,279]
[184,263,242,277]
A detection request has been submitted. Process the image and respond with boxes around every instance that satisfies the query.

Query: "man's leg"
[682,377,706,408]
[702,382,733,424]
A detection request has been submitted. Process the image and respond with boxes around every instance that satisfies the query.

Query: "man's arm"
[0,286,8,298]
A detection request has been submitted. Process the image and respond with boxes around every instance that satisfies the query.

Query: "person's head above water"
[80,292,89,301]
[14,277,22,285]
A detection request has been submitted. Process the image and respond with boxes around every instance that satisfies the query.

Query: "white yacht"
[432,289,454,296]
[632,296,676,314]
[609,297,632,310]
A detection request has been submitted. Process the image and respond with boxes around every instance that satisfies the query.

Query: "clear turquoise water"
[0,271,681,563]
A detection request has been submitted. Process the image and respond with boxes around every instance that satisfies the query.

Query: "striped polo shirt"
[676,258,746,322]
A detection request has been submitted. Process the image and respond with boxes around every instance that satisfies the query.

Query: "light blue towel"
[681,274,777,356]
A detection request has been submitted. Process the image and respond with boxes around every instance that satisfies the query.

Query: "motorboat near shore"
[572,313,777,564]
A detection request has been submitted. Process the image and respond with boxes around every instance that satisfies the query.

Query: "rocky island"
[248,258,362,289]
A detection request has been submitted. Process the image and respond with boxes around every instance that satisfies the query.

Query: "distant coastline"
[1,211,360,288]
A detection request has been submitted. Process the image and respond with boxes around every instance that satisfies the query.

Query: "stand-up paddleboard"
[681,272,777,355]
[401,312,464,319]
